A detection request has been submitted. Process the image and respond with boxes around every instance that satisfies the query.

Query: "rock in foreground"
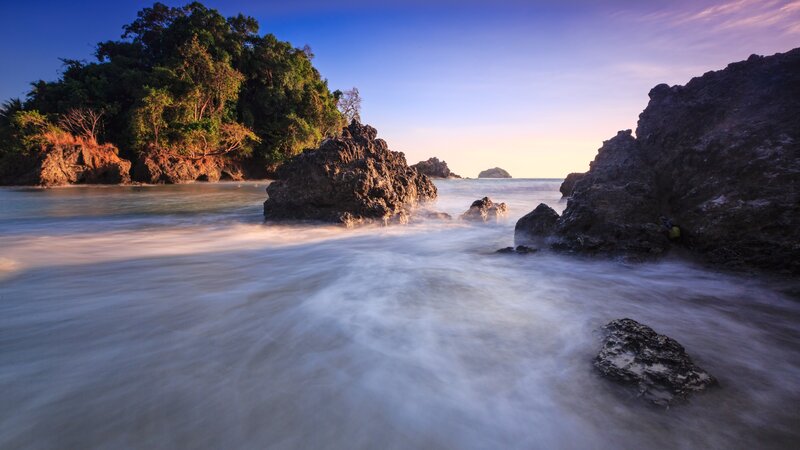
[263,121,437,226]
[515,203,559,244]
[539,48,800,273]
[411,157,461,178]
[595,318,716,406]
[461,197,508,222]
[478,167,511,178]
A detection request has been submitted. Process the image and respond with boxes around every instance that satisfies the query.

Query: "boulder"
[411,157,461,178]
[595,318,717,406]
[478,167,511,178]
[132,153,248,184]
[552,48,800,273]
[0,142,131,186]
[263,121,437,226]
[515,203,559,244]
[461,197,508,222]
[559,172,585,197]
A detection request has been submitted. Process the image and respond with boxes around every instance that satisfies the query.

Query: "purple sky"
[1,0,798,176]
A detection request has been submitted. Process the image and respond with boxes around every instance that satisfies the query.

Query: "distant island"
[0,2,351,186]
[477,167,511,178]
[411,157,461,178]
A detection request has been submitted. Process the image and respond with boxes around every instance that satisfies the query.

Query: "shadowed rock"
[515,203,559,245]
[263,121,437,226]
[411,157,461,178]
[477,167,511,178]
[595,318,717,406]
[559,172,585,197]
[461,197,508,222]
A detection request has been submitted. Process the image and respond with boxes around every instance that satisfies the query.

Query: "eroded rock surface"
[461,197,508,222]
[132,153,251,184]
[595,318,716,406]
[0,143,131,186]
[263,121,437,226]
[411,157,461,178]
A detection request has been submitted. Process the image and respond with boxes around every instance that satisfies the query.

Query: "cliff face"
[553,49,800,273]
[132,153,260,184]
[264,121,437,226]
[0,142,131,186]
[411,157,461,178]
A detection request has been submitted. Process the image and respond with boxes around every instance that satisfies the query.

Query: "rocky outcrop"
[595,319,717,406]
[0,142,131,186]
[531,49,800,273]
[411,157,461,178]
[478,167,511,178]
[515,203,559,244]
[461,197,508,222]
[263,121,437,226]
[559,172,585,197]
[132,153,251,184]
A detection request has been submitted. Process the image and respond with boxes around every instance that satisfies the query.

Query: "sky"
[0,0,798,177]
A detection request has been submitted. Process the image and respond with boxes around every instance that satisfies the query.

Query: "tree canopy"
[2,2,347,164]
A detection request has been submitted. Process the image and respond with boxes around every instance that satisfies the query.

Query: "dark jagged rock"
[552,49,800,273]
[0,142,131,186]
[411,157,461,178]
[496,245,538,254]
[559,172,586,197]
[461,197,508,222]
[132,153,255,184]
[515,203,560,245]
[262,121,437,226]
[477,167,511,178]
[595,319,716,406]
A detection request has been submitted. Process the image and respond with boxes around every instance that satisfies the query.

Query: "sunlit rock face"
[263,121,437,226]
[552,48,800,273]
[477,167,511,178]
[595,319,716,406]
[0,142,131,186]
[411,157,461,178]
[132,154,250,184]
[461,197,508,222]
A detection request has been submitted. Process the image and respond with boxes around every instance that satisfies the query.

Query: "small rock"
[496,247,515,254]
[411,157,461,178]
[594,318,717,406]
[515,203,559,244]
[461,197,508,222]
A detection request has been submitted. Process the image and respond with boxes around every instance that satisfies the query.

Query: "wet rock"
[595,318,717,406]
[559,172,585,197]
[552,48,800,273]
[1,142,131,186]
[132,153,249,184]
[495,245,538,254]
[461,197,508,222]
[263,121,437,226]
[496,247,515,254]
[411,157,461,178]
[478,167,511,178]
[515,203,560,244]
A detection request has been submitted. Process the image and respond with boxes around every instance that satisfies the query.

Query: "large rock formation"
[522,49,800,273]
[478,167,511,178]
[263,121,437,226]
[559,172,585,197]
[461,197,508,222]
[0,142,131,186]
[132,153,251,184]
[411,157,461,178]
[595,319,716,406]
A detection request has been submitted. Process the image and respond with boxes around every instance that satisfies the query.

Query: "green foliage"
[3,1,344,165]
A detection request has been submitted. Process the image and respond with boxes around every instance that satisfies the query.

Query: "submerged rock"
[461,197,508,222]
[551,48,800,273]
[0,142,131,186]
[263,121,437,226]
[515,203,560,245]
[132,153,251,184]
[411,157,461,178]
[477,167,511,178]
[595,318,716,406]
[559,172,585,197]
[496,245,538,254]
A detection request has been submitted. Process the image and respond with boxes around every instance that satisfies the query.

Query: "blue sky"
[1,0,798,176]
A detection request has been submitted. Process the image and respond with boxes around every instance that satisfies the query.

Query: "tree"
[336,87,361,123]
[132,87,173,149]
[58,107,105,143]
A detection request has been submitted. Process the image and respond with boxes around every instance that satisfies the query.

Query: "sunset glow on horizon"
[1,0,798,177]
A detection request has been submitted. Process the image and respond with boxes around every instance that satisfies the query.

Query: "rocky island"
[477,167,511,178]
[263,121,437,226]
[411,157,461,178]
[516,48,800,274]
